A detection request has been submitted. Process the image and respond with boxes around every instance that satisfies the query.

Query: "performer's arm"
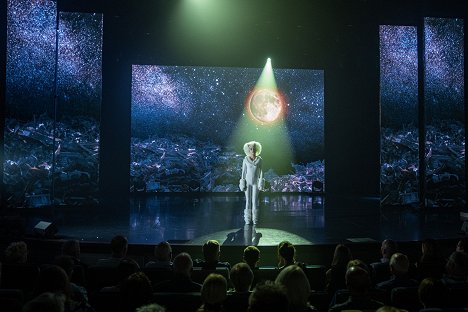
[258,158,264,190]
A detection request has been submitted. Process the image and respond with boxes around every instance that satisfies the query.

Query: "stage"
[11,194,466,247]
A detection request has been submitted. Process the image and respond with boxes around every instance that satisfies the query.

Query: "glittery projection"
[131,65,324,192]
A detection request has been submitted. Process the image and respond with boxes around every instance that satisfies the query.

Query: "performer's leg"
[252,186,259,224]
[243,224,253,246]
[244,186,252,224]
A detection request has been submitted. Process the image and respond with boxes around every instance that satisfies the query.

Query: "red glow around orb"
[245,88,286,124]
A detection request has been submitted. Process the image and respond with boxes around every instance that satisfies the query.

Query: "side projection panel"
[380,25,419,206]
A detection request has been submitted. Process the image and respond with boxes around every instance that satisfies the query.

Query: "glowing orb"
[248,89,284,123]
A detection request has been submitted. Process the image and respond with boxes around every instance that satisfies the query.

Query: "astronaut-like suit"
[240,141,263,225]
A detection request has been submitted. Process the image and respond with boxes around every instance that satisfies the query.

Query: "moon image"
[248,89,283,123]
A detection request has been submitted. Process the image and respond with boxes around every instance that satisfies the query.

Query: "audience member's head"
[418,278,449,309]
[136,303,166,312]
[381,239,398,260]
[331,244,352,268]
[275,264,312,311]
[376,306,407,312]
[23,292,66,312]
[173,252,193,276]
[277,241,296,267]
[347,259,371,274]
[121,272,153,312]
[111,235,128,258]
[200,273,227,309]
[456,238,467,253]
[445,251,468,279]
[34,265,71,299]
[346,265,372,295]
[203,240,221,263]
[230,262,254,292]
[4,241,28,263]
[248,282,289,312]
[389,253,410,276]
[421,238,440,259]
[116,258,140,282]
[54,255,75,278]
[61,240,80,259]
[243,246,260,269]
[154,241,172,262]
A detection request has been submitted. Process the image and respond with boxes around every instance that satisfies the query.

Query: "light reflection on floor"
[18,194,464,246]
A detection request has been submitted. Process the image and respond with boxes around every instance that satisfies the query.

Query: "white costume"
[240,141,263,225]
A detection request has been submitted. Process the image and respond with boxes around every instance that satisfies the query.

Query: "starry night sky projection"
[131,65,324,162]
[425,18,464,123]
[379,25,418,129]
[5,0,103,206]
[6,0,57,118]
[57,12,103,119]
[380,20,465,206]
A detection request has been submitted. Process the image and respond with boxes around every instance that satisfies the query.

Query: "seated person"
[248,281,289,312]
[329,266,384,312]
[229,263,253,293]
[120,272,153,312]
[277,241,304,271]
[54,255,89,304]
[3,241,28,264]
[95,235,129,267]
[325,244,352,294]
[243,246,260,270]
[376,253,418,291]
[62,239,88,268]
[198,273,227,312]
[153,252,202,292]
[275,265,318,312]
[370,239,398,283]
[442,251,468,286]
[418,277,450,309]
[145,241,172,269]
[194,240,230,270]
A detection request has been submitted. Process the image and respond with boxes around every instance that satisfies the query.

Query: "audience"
[22,292,66,312]
[62,239,88,268]
[456,238,468,253]
[275,264,318,312]
[230,262,254,293]
[416,238,446,280]
[225,263,253,312]
[243,245,260,270]
[95,235,129,267]
[328,266,384,312]
[370,239,398,283]
[248,281,289,312]
[3,241,28,264]
[325,244,352,294]
[442,251,468,286]
[198,273,227,312]
[136,303,166,312]
[120,271,153,312]
[145,241,173,269]
[54,255,89,304]
[277,240,303,270]
[154,252,202,292]
[418,277,450,309]
[376,252,418,291]
[33,264,94,312]
[4,234,468,312]
[194,240,231,270]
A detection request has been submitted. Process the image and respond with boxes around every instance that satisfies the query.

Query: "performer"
[240,141,264,225]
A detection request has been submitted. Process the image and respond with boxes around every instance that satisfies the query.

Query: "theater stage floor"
[14,194,466,247]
